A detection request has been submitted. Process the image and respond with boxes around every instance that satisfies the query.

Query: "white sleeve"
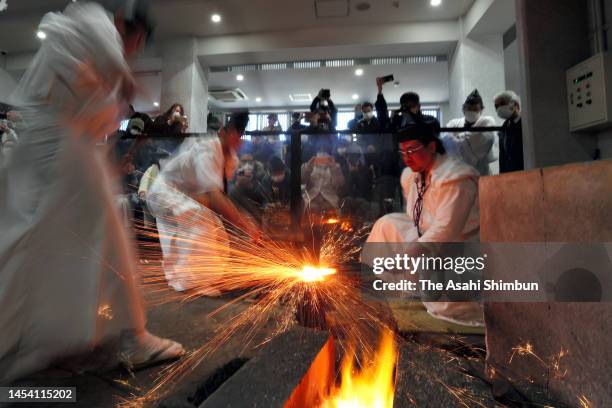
[418,177,478,243]
[193,141,224,194]
[456,117,497,166]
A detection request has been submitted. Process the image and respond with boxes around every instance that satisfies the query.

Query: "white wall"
[0,67,17,102]
[503,40,521,93]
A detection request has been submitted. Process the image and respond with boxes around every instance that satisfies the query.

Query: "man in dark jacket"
[374,78,440,133]
[494,90,524,173]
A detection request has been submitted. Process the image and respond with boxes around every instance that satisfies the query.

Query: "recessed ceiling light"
[355,68,364,76]
[153,102,160,107]
[352,94,359,100]
[211,14,222,23]
[236,74,244,81]
[255,97,262,102]
[430,0,442,6]
[36,30,47,40]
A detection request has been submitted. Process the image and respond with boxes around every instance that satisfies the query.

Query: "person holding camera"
[375,77,439,132]
[310,89,338,131]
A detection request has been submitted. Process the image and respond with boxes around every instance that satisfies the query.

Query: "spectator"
[151,103,188,154]
[443,89,498,176]
[344,143,373,201]
[495,90,524,173]
[244,135,275,164]
[0,110,19,163]
[306,110,334,133]
[262,113,282,132]
[152,103,187,136]
[301,140,345,213]
[128,104,153,131]
[310,89,338,130]
[258,156,292,207]
[375,78,439,132]
[355,102,380,132]
[207,112,222,133]
[347,104,363,131]
[289,112,307,131]
[229,155,265,220]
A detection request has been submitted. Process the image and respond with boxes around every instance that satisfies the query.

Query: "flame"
[299,265,336,282]
[321,330,397,408]
[326,218,340,225]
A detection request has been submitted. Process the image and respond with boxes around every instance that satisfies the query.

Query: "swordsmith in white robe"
[0,3,146,382]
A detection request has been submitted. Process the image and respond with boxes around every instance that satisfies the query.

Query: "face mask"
[363,112,374,120]
[301,134,309,143]
[172,111,182,119]
[464,111,481,123]
[337,147,347,155]
[129,128,142,135]
[322,101,329,108]
[355,112,363,120]
[497,105,514,120]
[271,174,285,183]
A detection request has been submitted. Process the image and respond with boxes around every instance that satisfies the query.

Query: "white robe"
[442,116,498,176]
[0,3,144,382]
[366,154,484,326]
[147,136,233,292]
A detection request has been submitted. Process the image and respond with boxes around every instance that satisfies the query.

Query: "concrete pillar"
[516,0,598,169]
[160,37,208,133]
[448,32,505,121]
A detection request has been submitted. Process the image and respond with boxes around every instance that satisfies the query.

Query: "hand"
[138,191,146,200]
[0,122,7,132]
[376,77,384,93]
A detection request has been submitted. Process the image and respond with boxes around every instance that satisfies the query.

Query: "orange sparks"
[578,395,593,408]
[299,265,336,282]
[320,330,397,408]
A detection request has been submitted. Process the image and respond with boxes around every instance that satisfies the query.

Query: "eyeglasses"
[399,145,425,156]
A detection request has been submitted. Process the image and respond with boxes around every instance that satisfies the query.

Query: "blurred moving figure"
[366,122,483,327]
[495,90,524,173]
[146,113,261,293]
[0,0,183,383]
[443,89,498,176]
[301,140,345,213]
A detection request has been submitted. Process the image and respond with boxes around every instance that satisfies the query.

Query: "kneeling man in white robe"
[366,122,483,326]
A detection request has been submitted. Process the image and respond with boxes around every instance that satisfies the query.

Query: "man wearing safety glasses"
[366,121,483,327]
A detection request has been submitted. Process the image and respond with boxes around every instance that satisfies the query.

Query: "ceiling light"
[352,94,359,100]
[211,14,222,23]
[255,97,262,102]
[153,102,159,107]
[236,74,244,81]
[36,30,46,40]
[430,0,442,6]
[355,68,364,76]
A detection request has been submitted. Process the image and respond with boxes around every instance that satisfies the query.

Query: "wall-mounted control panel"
[567,52,612,132]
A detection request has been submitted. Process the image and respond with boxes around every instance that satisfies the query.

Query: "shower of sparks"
[578,395,593,408]
[118,189,389,407]
[97,304,114,320]
[508,341,547,367]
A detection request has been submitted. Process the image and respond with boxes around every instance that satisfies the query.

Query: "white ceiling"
[206,60,450,110]
[0,0,475,53]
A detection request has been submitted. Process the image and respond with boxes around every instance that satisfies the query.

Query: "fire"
[299,265,336,282]
[320,330,397,408]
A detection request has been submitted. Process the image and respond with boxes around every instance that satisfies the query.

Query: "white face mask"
[172,111,182,119]
[321,100,329,108]
[497,104,514,120]
[271,174,285,183]
[363,111,374,120]
[464,110,481,123]
[129,128,142,135]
